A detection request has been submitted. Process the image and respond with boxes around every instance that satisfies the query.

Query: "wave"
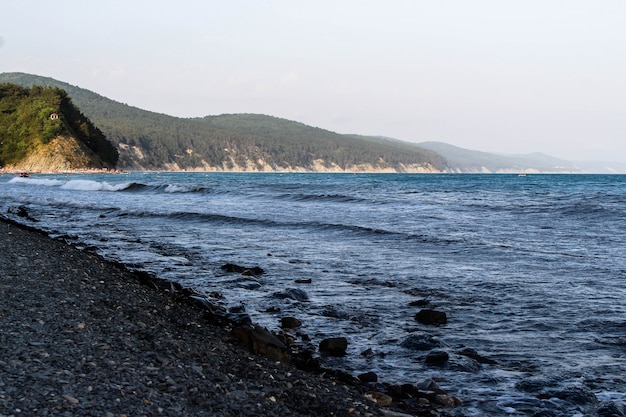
[275,192,371,204]
[9,177,65,187]
[118,209,463,247]
[8,177,209,195]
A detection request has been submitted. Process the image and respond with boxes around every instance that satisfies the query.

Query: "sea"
[1,172,625,416]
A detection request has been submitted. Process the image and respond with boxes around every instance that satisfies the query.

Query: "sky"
[2,1,625,162]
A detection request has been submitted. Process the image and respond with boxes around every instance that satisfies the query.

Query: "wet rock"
[319,337,348,356]
[409,299,429,307]
[448,355,481,372]
[425,349,449,366]
[400,333,446,351]
[231,324,291,363]
[416,378,441,391]
[539,385,598,405]
[321,305,349,319]
[220,263,265,275]
[516,377,552,393]
[597,401,625,417]
[458,347,497,364]
[273,288,309,302]
[361,348,374,357]
[357,371,378,383]
[414,309,447,326]
[280,316,302,329]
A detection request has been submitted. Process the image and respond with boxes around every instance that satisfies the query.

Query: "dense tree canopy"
[0,83,118,168]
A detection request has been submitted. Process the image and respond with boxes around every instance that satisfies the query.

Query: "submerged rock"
[539,385,598,405]
[425,349,449,366]
[457,347,497,365]
[400,333,446,351]
[273,288,309,302]
[414,309,447,326]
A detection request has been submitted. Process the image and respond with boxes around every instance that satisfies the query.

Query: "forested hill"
[0,72,447,172]
[0,83,118,171]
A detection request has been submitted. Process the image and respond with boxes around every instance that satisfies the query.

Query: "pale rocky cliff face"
[4,135,111,172]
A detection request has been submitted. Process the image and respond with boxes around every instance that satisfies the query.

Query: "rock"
[425,349,449,366]
[220,263,265,275]
[368,391,393,407]
[434,393,462,407]
[280,316,302,329]
[321,305,349,319]
[449,355,481,372]
[416,378,441,391]
[597,401,625,417]
[357,371,378,383]
[62,394,79,404]
[273,288,309,301]
[400,333,446,351]
[361,348,374,357]
[539,385,598,405]
[409,299,429,307]
[319,337,348,356]
[414,309,447,326]
[458,347,497,364]
[231,324,291,363]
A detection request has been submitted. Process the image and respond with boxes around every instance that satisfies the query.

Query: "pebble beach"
[0,218,388,417]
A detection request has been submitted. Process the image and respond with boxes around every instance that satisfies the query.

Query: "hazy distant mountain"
[0,72,446,172]
[417,141,585,173]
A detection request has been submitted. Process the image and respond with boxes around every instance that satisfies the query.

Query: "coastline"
[0,218,385,417]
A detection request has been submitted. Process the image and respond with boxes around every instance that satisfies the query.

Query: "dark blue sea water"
[2,172,625,416]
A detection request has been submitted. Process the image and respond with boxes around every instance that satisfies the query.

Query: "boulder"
[357,371,378,383]
[414,309,447,326]
[425,349,449,366]
[220,263,265,276]
[319,337,348,356]
[280,316,302,329]
[231,324,291,363]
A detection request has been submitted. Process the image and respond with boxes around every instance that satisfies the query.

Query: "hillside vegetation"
[0,72,447,172]
[0,82,118,170]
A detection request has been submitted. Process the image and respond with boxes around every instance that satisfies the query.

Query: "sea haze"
[2,172,625,416]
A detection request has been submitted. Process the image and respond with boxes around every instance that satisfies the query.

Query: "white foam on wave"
[163,184,189,193]
[8,177,65,186]
[60,180,132,192]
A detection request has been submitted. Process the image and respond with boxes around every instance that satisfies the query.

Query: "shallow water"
[2,172,625,416]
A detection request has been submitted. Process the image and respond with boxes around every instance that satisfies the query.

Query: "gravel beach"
[0,219,386,417]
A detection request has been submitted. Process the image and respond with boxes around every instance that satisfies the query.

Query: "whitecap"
[61,180,132,192]
[9,177,64,186]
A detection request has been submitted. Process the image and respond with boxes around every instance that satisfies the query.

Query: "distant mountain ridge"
[0,72,446,172]
[1,72,623,173]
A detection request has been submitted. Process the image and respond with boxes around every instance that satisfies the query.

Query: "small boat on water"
[518,173,527,177]
[19,172,30,178]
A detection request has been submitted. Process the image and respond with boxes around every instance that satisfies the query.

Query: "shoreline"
[0,217,382,416]
[0,217,457,416]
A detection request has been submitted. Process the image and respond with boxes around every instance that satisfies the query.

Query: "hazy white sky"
[2,1,625,162]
